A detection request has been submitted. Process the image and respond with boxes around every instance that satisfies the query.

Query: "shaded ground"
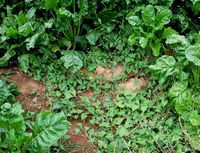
[0,66,146,153]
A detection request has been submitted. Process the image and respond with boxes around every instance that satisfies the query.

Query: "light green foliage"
[127,5,172,56]
[0,79,69,152]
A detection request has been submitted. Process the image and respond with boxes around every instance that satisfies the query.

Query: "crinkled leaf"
[18,54,30,73]
[166,34,189,47]
[25,33,42,50]
[142,5,155,26]
[26,7,36,20]
[128,33,138,46]
[60,51,83,72]
[117,126,129,137]
[185,45,200,66]
[162,28,178,39]
[27,111,69,152]
[86,30,101,45]
[57,7,74,19]
[168,81,192,103]
[18,22,34,37]
[6,27,19,38]
[0,103,25,133]
[155,9,172,29]
[149,55,177,84]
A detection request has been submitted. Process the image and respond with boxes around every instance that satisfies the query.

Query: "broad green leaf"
[168,81,192,103]
[86,30,101,45]
[26,111,69,152]
[18,22,34,37]
[45,0,59,9]
[0,49,16,67]
[155,9,172,29]
[0,103,25,133]
[128,33,138,46]
[6,27,19,38]
[25,33,42,50]
[185,45,200,66]
[26,7,36,20]
[126,12,141,26]
[18,11,26,26]
[139,37,148,48]
[149,55,177,84]
[189,111,200,126]
[162,28,178,39]
[150,39,161,56]
[60,51,83,72]
[166,34,189,47]
[142,5,155,26]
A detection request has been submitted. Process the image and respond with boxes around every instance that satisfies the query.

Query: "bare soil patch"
[0,67,49,112]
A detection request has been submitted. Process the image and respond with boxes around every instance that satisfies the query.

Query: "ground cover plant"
[0,0,200,152]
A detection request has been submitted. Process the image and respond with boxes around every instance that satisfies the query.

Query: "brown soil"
[0,67,49,112]
[65,118,97,153]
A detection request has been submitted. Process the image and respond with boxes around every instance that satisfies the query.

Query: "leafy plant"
[127,5,172,56]
[0,79,69,153]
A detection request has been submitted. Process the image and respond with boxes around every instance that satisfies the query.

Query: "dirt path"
[0,66,146,153]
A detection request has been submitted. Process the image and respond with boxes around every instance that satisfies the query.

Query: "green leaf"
[155,9,172,29]
[18,22,34,37]
[189,111,200,126]
[185,45,200,66]
[18,54,30,73]
[168,81,192,102]
[149,55,177,84]
[25,111,69,152]
[0,49,16,67]
[139,37,148,48]
[0,103,25,132]
[86,30,101,45]
[166,34,189,47]
[117,126,129,137]
[25,33,42,50]
[126,12,141,26]
[45,0,59,9]
[142,5,155,26]
[57,7,74,18]
[6,27,19,38]
[128,33,138,46]
[162,28,178,39]
[60,51,83,72]
[25,7,36,20]
[150,39,161,56]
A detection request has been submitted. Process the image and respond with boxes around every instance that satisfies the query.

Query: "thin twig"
[123,139,134,153]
